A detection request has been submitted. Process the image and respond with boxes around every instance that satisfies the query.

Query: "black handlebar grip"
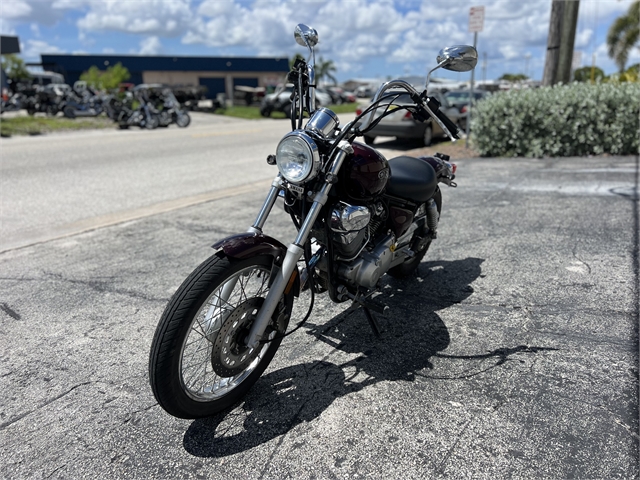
[434,108,460,139]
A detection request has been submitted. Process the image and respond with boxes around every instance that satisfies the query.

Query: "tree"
[607,0,639,72]
[499,73,528,82]
[315,57,337,86]
[1,54,31,82]
[80,62,130,91]
[573,66,605,82]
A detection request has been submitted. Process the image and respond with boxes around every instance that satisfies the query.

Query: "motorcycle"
[155,88,191,128]
[149,24,477,419]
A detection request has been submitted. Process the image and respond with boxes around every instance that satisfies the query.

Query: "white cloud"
[139,36,162,55]
[2,0,33,19]
[0,18,17,35]
[22,39,64,61]
[76,0,192,37]
[102,47,115,54]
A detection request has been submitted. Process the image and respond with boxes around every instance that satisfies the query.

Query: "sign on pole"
[466,6,484,148]
[469,6,485,33]
[572,50,582,72]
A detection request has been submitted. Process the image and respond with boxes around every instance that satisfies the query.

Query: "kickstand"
[362,307,382,338]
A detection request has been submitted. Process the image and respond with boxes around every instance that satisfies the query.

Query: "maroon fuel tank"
[339,141,390,201]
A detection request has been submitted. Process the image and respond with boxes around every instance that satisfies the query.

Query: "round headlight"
[276,131,320,184]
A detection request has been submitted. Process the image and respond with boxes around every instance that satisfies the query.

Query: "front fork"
[243,141,354,349]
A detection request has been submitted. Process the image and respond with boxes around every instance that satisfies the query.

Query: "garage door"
[198,78,226,99]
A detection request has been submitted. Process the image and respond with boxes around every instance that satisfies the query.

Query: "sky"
[1,0,638,83]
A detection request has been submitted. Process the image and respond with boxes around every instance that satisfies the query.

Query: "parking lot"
[0,115,638,478]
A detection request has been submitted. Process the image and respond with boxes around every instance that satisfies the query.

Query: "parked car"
[444,90,490,130]
[356,91,463,146]
[260,84,331,118]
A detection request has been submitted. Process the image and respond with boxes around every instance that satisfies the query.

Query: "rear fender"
[212,233,300,297]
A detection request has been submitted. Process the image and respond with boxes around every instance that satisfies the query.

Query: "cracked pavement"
[0,152,638,479]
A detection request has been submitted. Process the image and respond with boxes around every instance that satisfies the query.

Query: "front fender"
[212,233,300,297]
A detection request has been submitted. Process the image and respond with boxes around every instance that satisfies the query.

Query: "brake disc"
[211,297,266,377]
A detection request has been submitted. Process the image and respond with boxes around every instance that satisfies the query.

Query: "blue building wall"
[40,54,289,86]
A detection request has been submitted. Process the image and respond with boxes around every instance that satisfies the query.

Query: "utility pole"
[557,0,580,83]
[543,0,565,86]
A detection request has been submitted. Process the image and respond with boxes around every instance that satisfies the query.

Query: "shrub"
[472,83,640,157]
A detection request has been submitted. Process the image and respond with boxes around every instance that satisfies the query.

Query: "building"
[40,54,290,101]
[1,35,21,90]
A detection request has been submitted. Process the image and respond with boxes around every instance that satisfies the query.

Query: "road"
[0,117,638,478]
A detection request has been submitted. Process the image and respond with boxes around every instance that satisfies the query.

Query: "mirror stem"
[425,59,450,90]
[308,46,316,112]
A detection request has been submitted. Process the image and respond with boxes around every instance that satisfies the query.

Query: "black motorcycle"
[155,88,191,128]
[149,24,477,419]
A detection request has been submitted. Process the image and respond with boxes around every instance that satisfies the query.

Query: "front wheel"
[149,253,293,419]
[176,112,191,128]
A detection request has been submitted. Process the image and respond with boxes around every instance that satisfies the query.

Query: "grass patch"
[325,103,359,114]
[213,102,359,120]
[213,105,286,120]
[0,115,114,137]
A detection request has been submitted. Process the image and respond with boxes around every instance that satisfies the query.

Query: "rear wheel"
[388,188,442,278]
[259,105,273,117]
[149,253,292,419]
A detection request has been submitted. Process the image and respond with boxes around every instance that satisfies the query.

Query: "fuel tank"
[339,141,390,201]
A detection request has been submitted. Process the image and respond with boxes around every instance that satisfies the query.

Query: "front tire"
[149,253,292,419]
[176,112,191,128]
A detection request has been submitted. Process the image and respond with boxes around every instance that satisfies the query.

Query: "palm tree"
[315,57,337,86]
[607,0,639,72]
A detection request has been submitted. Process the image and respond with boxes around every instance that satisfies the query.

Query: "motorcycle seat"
[385,156,438,203]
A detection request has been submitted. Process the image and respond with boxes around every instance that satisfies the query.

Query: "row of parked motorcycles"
[105,86,191,130]
[1,82,191,130]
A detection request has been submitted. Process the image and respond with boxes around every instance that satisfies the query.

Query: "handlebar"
[423,97,460,139]
[356,79,459,141]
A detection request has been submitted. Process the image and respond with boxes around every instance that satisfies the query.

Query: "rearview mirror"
[437,45,478,72]
[294,24,318,48]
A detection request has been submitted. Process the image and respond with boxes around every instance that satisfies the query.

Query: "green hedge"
[472,83,640,157]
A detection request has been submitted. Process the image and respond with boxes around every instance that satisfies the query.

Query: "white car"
[260,84,332,117]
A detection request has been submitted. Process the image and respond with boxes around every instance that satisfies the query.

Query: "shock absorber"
[426,198,438,238]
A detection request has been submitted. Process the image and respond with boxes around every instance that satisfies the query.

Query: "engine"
[330,200,397,289]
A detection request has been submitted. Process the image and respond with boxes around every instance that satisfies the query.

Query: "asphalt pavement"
[0,118,638,478]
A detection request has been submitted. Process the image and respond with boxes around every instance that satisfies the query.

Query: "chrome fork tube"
[245,141,354,348]
[248,175,282,234]
[208,175,282,332]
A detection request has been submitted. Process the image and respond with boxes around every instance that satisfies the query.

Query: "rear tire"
[149,253,292,419]
[388,188,442,278]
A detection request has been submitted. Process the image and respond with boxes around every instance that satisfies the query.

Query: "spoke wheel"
[388,188,441,278]
[149,253,292,418]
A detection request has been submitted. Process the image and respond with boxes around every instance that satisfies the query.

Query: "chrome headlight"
[276,131,321,184]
